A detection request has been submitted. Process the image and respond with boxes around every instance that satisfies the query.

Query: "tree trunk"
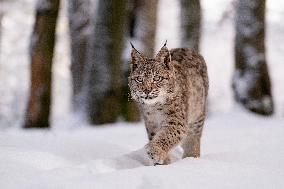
[233,0,273,115]
[84,0,127,124]
[23,0,60,128]
[68,0,92,109]
[130,0,158,57]
[180,0,201,51]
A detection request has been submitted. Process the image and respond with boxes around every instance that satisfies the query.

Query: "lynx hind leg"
[182,116,205,158]
[181,134,201,158]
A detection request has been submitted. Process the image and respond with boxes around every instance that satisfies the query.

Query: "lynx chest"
[143,104,166,128]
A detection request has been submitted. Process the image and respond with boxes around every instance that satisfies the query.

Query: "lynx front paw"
[145,143,168,165]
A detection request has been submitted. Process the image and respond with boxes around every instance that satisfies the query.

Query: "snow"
[1,109,284,188]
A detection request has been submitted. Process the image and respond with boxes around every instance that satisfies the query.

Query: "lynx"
[128,42,209,165]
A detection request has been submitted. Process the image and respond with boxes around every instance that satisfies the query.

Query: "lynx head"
[128,42,175,105]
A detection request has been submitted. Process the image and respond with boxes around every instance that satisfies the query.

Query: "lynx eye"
[153,75,163,82]
[135,76,144,83]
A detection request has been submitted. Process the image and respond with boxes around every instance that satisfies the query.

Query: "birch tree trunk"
[23,0,60,128]
[180,0,201,51]
[84,0,127,124]
[233,0,273,115]
[68,0,92,109]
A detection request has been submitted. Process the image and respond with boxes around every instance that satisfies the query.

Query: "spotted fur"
[128,42,209,165]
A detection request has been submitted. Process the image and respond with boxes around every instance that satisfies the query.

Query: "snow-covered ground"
[1,108,284,189]
[0,0,284,188]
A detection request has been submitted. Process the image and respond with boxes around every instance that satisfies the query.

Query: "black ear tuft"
[155,42,171,69]
[130,43,145,71]
[163,40,167,47]
[130,42,135,49]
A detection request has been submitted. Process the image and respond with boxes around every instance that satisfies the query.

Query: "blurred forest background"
[0,0,283,128]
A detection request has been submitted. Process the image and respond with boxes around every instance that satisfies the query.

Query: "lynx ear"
[155,41,171,69]
[130,42,145,71]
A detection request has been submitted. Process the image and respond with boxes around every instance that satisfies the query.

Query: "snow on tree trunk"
[131,0,158,57]
[180,0,201,51]
[68,0,92,109]
[23,0,60,128]
[84,0,127,124]
[233,0,273,115]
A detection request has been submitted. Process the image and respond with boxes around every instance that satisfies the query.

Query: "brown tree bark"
[23,0,60,128]
[233,0,273,115]
[180,0,202,51]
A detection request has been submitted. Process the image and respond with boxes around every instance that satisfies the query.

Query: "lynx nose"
[144,89,151,95]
